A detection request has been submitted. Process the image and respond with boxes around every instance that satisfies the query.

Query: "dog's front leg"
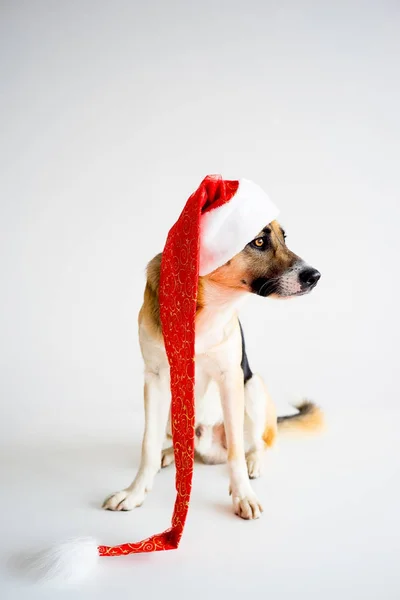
[103,367,170,511]
[218,367,263,520]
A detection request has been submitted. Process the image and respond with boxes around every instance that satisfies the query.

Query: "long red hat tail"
[98,175,238,558]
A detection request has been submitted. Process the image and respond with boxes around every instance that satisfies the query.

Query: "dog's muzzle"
[252,263,321,298]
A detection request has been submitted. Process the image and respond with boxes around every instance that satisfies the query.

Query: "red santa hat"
[198,176,279,275]
[27,175,279,584]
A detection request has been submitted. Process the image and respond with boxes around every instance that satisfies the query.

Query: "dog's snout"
[299,268,321,289]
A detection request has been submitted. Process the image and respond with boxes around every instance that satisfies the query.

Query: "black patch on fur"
[239,320,253,383]
[251,277,278,297]
[195,425,203,438]
[277,401,315,422]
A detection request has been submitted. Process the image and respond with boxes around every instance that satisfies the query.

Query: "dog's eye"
[249,235,270,251]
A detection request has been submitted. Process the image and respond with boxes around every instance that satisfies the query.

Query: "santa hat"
[26,175,279,584]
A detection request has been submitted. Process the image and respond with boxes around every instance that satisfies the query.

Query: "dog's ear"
[146,253,162,291]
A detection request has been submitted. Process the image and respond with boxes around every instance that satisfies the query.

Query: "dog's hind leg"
[161,445,175,468]
[244,374,277,479]
[162,423,228,467]
[162,371,223,467]
[103,367,171,511]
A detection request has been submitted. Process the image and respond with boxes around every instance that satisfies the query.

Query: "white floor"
[1,406,399,600]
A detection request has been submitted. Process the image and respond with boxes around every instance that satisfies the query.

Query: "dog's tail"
[277,400,324,435]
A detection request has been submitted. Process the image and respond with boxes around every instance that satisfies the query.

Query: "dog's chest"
[140,303,242,380]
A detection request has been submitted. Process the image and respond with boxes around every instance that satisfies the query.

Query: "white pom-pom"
[26,537,99,585]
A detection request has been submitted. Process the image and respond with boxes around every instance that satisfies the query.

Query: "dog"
[103,220,322,520]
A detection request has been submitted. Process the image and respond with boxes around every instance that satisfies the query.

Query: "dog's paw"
[102,489,145,511]
[229,486,263,520]
[161,447,175,468]
[246,451,263,479]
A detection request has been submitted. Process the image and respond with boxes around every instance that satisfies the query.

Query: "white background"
[1,1,399,598]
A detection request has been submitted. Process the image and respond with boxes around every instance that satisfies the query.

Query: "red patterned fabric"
[98,175,238,558]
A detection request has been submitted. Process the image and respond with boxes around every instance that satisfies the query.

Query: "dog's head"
[207,220,321,298]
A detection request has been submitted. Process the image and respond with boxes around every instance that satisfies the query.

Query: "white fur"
[279,260,305,296]
[199,178,279,275]
[25,537,99,585]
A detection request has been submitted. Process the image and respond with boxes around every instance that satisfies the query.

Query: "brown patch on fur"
[139,253,213,336]
[196,277,206,314]
[227,446,237,462]
[262,425,277,448]
[277,401,324,434]
[147,252,162,289]
[139,253,162,338]
[205,253,250,290]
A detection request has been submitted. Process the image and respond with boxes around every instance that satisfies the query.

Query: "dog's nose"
[299,268,321,288]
